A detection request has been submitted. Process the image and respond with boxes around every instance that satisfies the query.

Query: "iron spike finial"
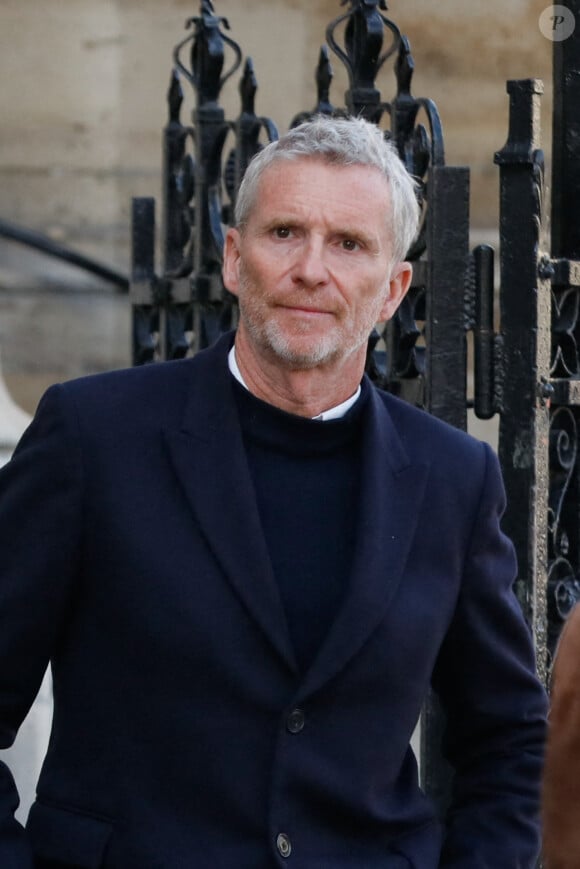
[340,0,388,8]
[395,34,414,98]
[315,46,334,112]
[326,0,401,119]
[173,1,241,105]
[239,58,257,116]
[167,68,184,124]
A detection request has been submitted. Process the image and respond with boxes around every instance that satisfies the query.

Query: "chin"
[265,331,344,370]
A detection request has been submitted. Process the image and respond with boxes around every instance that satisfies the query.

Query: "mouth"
[279,304,334,317]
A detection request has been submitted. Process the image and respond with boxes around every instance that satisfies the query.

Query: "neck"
[233,328,365,418]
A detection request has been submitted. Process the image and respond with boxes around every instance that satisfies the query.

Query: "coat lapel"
[298,385,429,700]
[163,336,298,674]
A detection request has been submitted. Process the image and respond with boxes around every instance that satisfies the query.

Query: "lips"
[279,304,334,316]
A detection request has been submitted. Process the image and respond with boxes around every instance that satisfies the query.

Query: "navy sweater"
[233,377,369,672]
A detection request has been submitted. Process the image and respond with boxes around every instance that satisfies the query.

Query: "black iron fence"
[130,0,580,804]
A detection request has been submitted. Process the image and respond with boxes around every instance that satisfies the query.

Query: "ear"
[222,227,242,297]
[377,262,413,322]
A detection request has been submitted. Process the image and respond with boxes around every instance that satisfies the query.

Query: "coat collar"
[163,333,429,693]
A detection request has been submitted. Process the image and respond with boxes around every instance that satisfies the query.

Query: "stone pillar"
[0,350,52,824]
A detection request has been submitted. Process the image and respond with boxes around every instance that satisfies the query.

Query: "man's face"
[223,157,411,372]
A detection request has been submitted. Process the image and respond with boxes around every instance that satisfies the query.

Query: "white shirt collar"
[228,345,361,421]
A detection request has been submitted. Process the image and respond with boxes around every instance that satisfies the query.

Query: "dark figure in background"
[0,115,547,868]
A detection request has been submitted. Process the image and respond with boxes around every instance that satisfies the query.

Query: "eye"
[340,238,361,252]
[273,226,292,239]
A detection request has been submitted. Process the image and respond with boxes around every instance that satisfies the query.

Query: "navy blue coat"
[0,333,547,868]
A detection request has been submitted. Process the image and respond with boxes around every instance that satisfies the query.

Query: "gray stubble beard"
[236,268,381,372]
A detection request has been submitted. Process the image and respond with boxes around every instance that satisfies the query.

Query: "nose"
[291,238,329,289]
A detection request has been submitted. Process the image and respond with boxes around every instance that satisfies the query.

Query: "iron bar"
[472,244,496,420]
[131,197,157,365]
[494,79,550,680]
[423,165,470,430]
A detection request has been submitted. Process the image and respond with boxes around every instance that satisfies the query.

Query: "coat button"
[286,708,305,734]
[276,832,292,858]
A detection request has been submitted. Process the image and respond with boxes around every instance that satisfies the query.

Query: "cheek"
[237,262,274,315]
[352,278,389,315]
[243,258,287,303]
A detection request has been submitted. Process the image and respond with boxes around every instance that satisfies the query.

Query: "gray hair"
[233,114,420,263]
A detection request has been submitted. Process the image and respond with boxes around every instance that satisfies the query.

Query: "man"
[0,115,547,867]
[542,603,580,867]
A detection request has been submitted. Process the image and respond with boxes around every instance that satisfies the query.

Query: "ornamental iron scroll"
[551,284,580,378]
[546,264,580,664]
[547,407,580,656]
[548,287,580,663]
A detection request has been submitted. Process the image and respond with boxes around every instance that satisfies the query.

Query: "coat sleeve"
[541,604,580,869]
[0,384,83,866]
[432,443,548,868]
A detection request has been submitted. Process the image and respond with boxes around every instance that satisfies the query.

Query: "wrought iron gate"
[130,0,580,806]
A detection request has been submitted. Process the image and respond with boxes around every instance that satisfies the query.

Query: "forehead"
[252,157,392,227]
